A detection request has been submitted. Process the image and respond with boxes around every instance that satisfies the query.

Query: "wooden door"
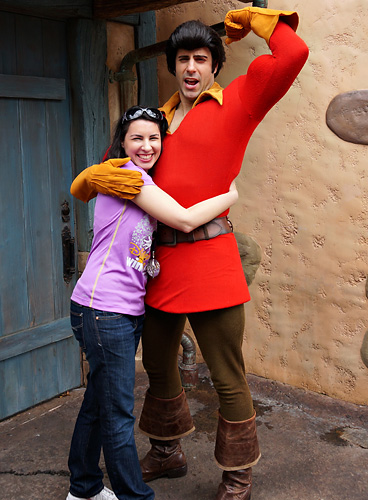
[0,12,80,419]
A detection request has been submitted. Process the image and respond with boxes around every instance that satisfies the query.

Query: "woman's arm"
[133,181,238,232]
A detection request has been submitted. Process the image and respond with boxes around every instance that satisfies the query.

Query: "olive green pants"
[142,304,254,422]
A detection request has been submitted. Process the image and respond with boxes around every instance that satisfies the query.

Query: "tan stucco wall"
[154,0,368,405]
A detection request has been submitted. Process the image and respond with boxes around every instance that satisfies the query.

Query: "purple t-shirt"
[71,161,156,316]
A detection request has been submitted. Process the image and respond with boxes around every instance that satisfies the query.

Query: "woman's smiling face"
[121,119,162,171]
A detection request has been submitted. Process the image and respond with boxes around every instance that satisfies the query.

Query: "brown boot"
[214,411,261,470]
[214,411,261,499]
[140,438,187,482]
[138,389,195,482]
[139,389,195,439]
[215,469,252,500]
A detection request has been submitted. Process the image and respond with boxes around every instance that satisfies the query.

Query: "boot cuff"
[214,411,261,470]
[139,389,195,440]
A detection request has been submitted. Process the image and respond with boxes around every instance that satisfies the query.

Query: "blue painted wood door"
[0,12,80,419]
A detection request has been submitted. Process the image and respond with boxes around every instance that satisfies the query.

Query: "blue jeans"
[68,301,154,500]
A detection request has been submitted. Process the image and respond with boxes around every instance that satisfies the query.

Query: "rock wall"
[155,0,368,404]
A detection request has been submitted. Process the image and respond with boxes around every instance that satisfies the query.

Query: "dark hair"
[166,20,225,77]
[107,106,168,160]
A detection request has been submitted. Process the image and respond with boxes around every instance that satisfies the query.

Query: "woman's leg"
[92,311,154,499]
[68,302,104,498]
[68,303,154,500]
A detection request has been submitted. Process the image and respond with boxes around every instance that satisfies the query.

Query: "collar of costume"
[160,82,224,128]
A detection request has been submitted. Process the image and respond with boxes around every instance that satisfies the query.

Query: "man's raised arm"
[224,7,309,121]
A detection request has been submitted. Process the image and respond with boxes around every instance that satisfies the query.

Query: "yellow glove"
[70,158,144,203]
[224,7,299,46]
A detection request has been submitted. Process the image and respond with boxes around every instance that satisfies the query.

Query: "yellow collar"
[160,82,223,128]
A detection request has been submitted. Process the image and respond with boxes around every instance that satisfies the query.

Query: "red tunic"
[145,22,309,313]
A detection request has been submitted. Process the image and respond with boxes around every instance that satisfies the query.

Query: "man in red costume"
[71,6,308,499]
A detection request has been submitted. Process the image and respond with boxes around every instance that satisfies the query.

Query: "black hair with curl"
[166,20,226,77]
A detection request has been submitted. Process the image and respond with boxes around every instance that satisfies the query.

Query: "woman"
[66,106,238,500]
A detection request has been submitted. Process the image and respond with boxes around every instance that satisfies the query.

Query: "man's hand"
[70,158,144,202]
[224,9,252,45]
[224,7,299,46]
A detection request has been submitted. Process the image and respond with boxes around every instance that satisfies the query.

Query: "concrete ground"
[1,364,367,500]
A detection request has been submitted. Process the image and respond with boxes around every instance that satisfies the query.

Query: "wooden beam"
[0,0,92,19]
[111,14,140,25]
[135,11,159,107]
[67,18,110,252]
[94,0,198,18]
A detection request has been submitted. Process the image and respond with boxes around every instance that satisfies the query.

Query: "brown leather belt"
[156,216,233,246]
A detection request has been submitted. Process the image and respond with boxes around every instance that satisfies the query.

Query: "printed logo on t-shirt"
[127,214,157,273]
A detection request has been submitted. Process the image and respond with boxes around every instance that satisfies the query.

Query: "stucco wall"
[155,0,368,404]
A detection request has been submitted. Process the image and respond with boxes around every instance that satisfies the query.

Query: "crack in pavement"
[0,469,69,477]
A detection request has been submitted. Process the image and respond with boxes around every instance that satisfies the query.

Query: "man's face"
[175,47,217,104]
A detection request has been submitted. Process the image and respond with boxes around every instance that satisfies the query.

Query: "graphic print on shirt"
[128,214,157,274]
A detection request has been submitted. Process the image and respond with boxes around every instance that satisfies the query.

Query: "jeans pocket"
[71,309,86,351]
[95,311,125,321]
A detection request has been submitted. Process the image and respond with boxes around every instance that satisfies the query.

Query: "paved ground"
[1,364,367,500]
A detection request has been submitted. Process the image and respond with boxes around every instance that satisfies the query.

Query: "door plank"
[16,16,55,325]
[15,15,44,76]
[0,12,30,335]
[20,98,55,324]
[0,12,16,73]
[0,74,66,100]
[0,98,30,336]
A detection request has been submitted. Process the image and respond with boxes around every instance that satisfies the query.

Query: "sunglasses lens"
[128,108,143,120]
[146,108,162,120]
[123,107,163,123]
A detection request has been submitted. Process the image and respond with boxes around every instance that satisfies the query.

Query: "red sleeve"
[238,21,309,121]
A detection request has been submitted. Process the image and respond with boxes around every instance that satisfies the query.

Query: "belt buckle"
[167,229,177,246]
[226,216,233,232]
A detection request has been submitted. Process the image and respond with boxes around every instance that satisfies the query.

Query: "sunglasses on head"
[122,106,164,123]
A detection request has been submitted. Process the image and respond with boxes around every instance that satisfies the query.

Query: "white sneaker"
[66,486,118,500]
